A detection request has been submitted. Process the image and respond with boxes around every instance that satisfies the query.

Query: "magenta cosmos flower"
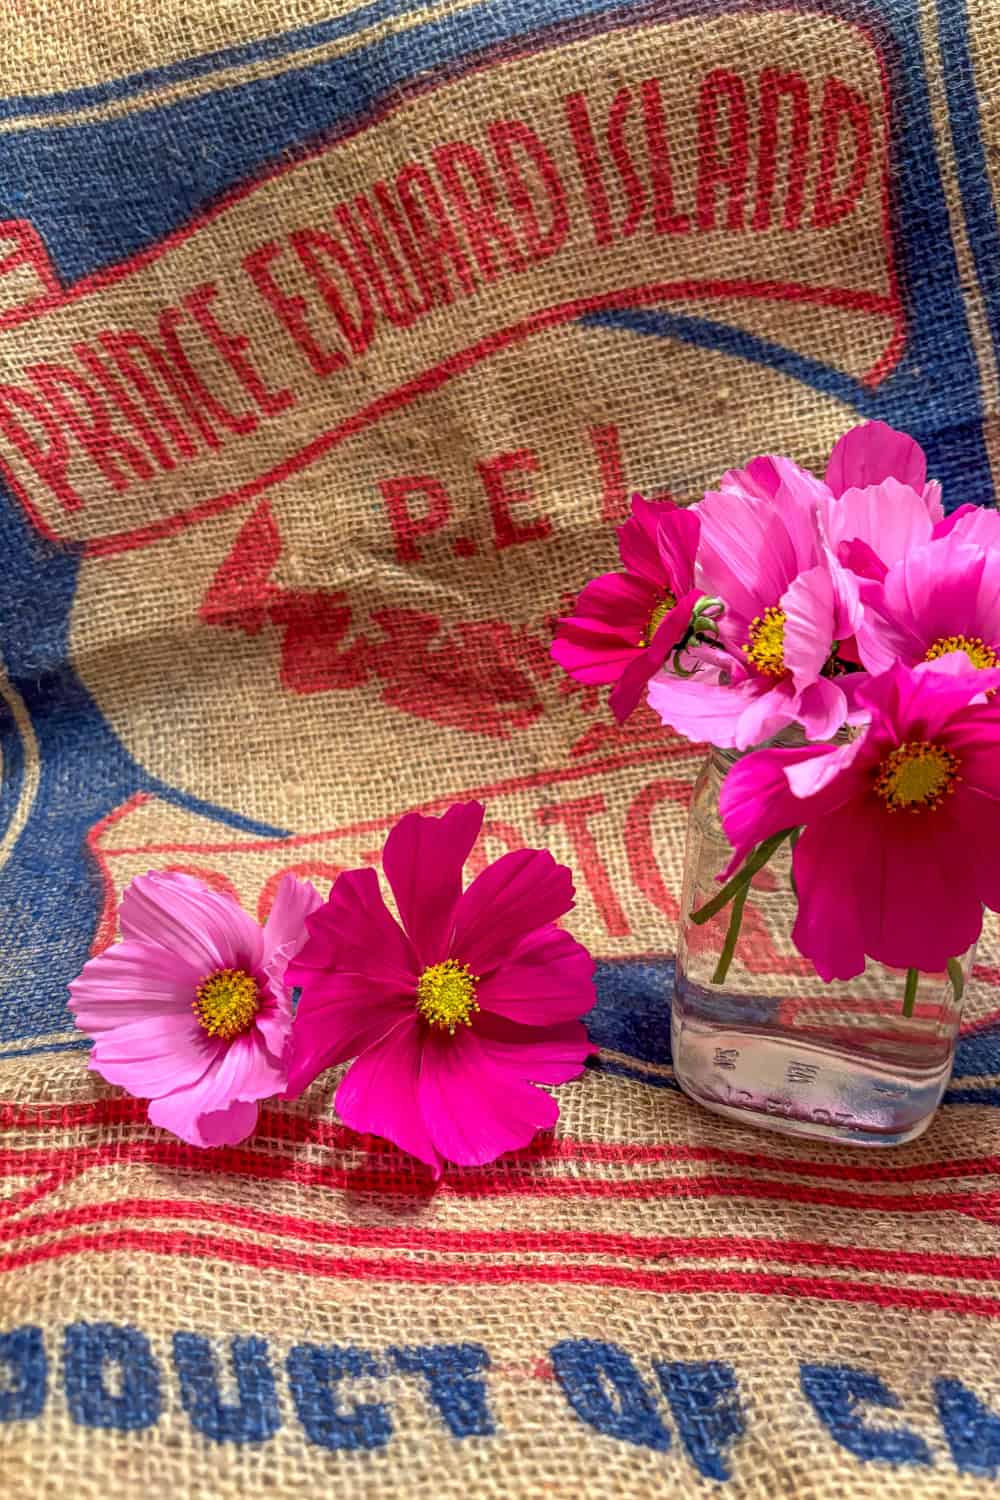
[69,871,322,1146]
[551,494,701,722]
[719,660,1000,981]
[648,470,862,749]
[857,529,1000,678]
[285,802,596,1176]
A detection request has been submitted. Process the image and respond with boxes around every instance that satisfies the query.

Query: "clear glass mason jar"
[672,745,975,1146]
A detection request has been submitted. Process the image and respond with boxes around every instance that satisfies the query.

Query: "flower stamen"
[193,968,260,1040]
[744,606,787,678]
[874,740,960,813]
[416,959,480,1034]
[638,590,677,648]
[924,634,999,670]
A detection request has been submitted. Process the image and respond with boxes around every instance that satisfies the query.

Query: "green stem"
[711,878,750,985]
[946,957,965,1005]
[902,966,919,1019]
[690,829,794,927]
[788,827,800,897]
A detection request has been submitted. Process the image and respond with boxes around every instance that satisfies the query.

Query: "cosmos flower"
[718,660,1000,980]
[551,495,701,721]
[69,871,321,1146]
[285,801,596,1175]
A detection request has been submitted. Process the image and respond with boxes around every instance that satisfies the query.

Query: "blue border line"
[939,0,1000,388]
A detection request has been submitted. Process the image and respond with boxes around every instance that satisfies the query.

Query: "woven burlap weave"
[2,1,1000,1494]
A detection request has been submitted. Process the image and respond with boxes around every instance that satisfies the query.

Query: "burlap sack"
[3,1,1000,1494]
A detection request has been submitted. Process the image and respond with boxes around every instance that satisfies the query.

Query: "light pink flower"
[648,470,862,749]
[69,871,322,1147]
[718,660,1000,980]
[551,495,701,722]
[856,530,1000,678]
[285,802,596,1176]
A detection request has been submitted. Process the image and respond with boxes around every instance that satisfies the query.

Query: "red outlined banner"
[0,9,899,554]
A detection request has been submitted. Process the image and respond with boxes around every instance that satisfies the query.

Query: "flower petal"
[418,1026,561,1168]
[88,1015,219,1097]
[550,627,642,685]
[609,588,700,722]
[474,1011,597,1082]
[617,495,673,586]
[937,504,1000,548]
[382,802,484,966]
[452,850,575,975]
[68,940,204,1031]
[285,973,416,1097]
[561,570,658,630]
[147,1092,259,1148]
[647,659,761,749]
[284,868,418,992]
[261,874,324,992]
[334,1019,441,1174]
[825,421,927,497]
[476,924,595,1025]
[719,742,852,873]
[119,871,263,975]
[824,479,933,572]
[656,503,700,591]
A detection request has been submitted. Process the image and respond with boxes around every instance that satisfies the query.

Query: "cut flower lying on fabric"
[69,804,597,1168]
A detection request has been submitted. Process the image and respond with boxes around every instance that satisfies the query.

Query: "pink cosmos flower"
[69,871,322,1147]
[820,422,947,582]
[648,469,862,749]
[856,529,1000,678]
[551,494,701,722]
[718,660,1000,980]
[285,801,596,1176]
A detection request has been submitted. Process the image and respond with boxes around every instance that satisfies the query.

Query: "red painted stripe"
[3,1101,1000,1186]
[1,1228,997,1318]
[6,1195,1000,1285]
[2,1140,998,1222]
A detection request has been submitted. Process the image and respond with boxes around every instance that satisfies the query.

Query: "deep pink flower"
[285,802,596,1176]
[718,660,1000,980]
[69,871,322,1146]
[856,530,1000,678]
[648,471,862,748]
[551,494,701,722]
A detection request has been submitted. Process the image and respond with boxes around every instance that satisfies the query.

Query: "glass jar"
[672,746,974,1146]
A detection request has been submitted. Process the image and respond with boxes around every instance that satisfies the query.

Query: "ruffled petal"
[476,924,595,1025]
[382,802,483,967]
[285,973,416,1097]
[334,1019,441,1174]
[147,1092,258,1148]
[733,681,800,750]
[284,868,418,992]
[452,850,575,975]
[418,1026,560,1168]
[793,676,850,743]
[825,421,927,497]
[261,874,324,992]
[937,505,1000,548]
[119,871,263,975]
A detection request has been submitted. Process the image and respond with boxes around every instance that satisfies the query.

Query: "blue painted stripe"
[0,1038,91,1060]
[0,0,430,118]
[939,0,1000,387]
[596,1056,681,1092]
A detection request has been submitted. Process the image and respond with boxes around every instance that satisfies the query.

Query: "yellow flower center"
[193,968,260,1041]
[416,959,480,1034]
[873,740,960,814]
[638,591,677,648]
[924,634,999,670]
[744,606,788,678]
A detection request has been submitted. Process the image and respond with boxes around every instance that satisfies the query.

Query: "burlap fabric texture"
[3,1,1000,1495]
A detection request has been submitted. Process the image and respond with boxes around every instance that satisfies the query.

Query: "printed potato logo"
[0,10,898,819]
